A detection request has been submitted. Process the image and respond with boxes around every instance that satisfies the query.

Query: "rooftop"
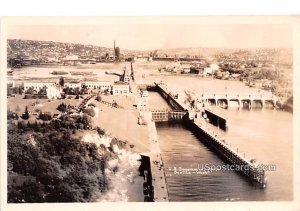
[113,81,129,85]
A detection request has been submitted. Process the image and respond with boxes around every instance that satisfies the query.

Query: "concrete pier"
[144,111,169,201]
[204,108,227,130]
[183,116,267,188]
[151,83,186,111]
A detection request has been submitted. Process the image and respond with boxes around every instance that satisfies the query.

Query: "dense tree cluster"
[57,103,68,112]
[16,113,93,132]
[7,84,24,96]
[63,87,88,96]
[38,112,52,121]
[7,110,19,120]
[25,87,36,95]
[7,123,113,203]
[253,69,278,81]
[38,86,47,95]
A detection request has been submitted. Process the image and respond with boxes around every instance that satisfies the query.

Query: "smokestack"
[114,40,116,59]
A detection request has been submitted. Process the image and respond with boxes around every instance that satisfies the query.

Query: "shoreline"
[88,96,151,201]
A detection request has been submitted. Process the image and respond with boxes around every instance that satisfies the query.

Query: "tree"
[88,103,96,107]
[25,87,35,95]
[63,86,71,95]
[74,87,80,95]
[112,102,118,108]
[38,86,47,95]
[95,93,102,102]
[59,77,65,87]
[7,110,19,120]
[39,113,52,121]
[7,84,13,96]
[21,106,29,120]
[18,85,24,95]
[57,103,67,112]
[96,127,105,136]
[84,108,95,117]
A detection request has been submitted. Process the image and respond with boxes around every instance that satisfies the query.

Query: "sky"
[7,24,292,50]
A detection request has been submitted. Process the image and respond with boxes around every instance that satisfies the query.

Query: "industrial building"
[112,81,130,95]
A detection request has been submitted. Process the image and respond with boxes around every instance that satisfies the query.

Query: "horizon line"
[7,38,293,52]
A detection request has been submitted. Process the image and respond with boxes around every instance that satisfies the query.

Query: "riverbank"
[87,96,151,201]
[90,97,150,153]
[89,93,170,201]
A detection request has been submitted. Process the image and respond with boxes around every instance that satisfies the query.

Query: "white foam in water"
[99,145,141,201]
[82,131,142,202]
[97,148,142,202]
[108,159,119,170]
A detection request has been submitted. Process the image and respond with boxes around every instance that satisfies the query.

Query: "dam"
[146,83,268,189]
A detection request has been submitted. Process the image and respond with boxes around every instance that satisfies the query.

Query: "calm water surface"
[156,108,292,201]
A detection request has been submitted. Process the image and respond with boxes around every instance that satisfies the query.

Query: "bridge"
[150,110,187,122]
[199,93,278,109]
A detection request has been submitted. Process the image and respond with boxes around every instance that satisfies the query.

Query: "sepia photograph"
[0,15,299,210]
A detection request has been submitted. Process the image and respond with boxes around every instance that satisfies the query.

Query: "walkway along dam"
[146,83,268,189]
[200,93,278,109]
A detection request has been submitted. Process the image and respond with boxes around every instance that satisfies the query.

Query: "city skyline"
[8,24,292,50]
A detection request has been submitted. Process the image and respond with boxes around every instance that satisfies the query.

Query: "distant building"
[61,55,79,61]
[120,66,131,83]
[65,81,82,89]
[115,47,120,61]
[60,55,80,65]
[46,57,59,63]
[24,82,55,91]
[24,81,61,99]
[180,63,190,73]
[112,81,130,95]
[83,81,111,90]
